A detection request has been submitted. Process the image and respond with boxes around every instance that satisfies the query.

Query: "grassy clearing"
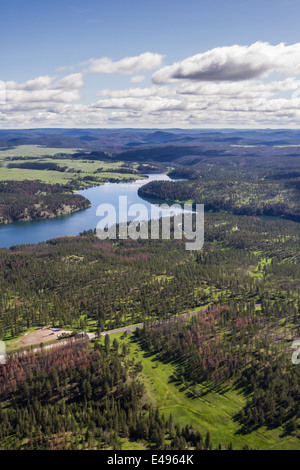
[120,440,147,450]
[0,168,75,184]
[0,164,141,185]
[0,145,81,159]
[4,321,300,449]
[111,332,300,450]
[0,145,143,185]
[3,327,39,352]
[249,256,273,280]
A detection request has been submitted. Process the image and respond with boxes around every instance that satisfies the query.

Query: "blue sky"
[1,0,300,128]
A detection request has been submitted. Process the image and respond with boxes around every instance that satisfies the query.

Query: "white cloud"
[93,86,183,113]
[3,73,84,110]
[2,46,300,128]
[93,97,184,113]
[52,73,84,89]
[152,42,300,83]
[97,86,174,99]
[6,76,54,91]
[86,75,300,128]
[0,80,6,104]
[130,75,146,83]
[86,52,163,75]
[177,77,300,99]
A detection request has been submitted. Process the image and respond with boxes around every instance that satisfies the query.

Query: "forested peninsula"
[0,181,90,224]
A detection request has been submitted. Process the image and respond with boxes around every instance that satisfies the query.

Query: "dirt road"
[99,308,206,337]
[9,308,206,357]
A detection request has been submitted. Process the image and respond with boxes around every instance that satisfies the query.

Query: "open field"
[4,327,73,352]
[18,328,72,346]
[116,332,300,450]
[2,308,207,353]
[0,145,143,185]
[0,167,141,184]
[0,145,82,158]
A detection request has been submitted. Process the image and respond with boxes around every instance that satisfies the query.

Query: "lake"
[0,174,179,249]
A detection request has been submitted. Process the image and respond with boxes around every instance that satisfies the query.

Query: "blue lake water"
[0,174,177,249]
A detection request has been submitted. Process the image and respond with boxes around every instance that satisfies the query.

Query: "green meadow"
[0,145,81,159]
[114,332,300,450]
[0,145,143,185]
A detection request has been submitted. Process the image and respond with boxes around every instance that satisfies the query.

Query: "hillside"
[1,210,300,449]
[0,180,91,224]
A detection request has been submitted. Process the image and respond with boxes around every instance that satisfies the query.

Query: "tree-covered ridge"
[0,211,299,340]
[136,299,300,434]
[138,177,300,222]
[7,161,68,172]
[0,337,213,450]
[0,209,299,449]
[0,180,90,224]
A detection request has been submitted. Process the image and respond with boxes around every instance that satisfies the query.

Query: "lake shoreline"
[0,174,172,248]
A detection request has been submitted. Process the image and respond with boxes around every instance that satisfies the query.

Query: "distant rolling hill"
[0,129,300,167]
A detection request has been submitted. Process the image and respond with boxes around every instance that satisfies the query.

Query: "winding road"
[9,308,207,357]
